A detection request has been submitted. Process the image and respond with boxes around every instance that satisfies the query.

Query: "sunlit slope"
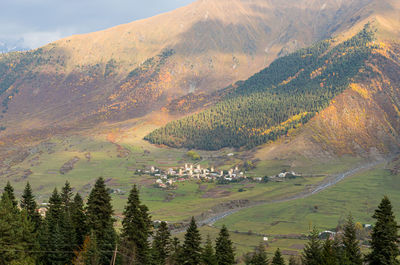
[145,27,376,149]
[0,0,382,134]
[147,22,400,157]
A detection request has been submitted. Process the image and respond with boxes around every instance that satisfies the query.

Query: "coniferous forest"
[0,179,399,265]
[145,25,376,150]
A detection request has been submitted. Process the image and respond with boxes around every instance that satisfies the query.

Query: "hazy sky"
[0,0,195,49]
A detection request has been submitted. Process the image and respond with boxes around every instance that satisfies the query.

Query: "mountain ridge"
[0,0,399,161]
[0,0,385,135]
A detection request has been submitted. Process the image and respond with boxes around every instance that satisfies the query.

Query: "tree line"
[0,179,398,264]
[145,24,376,150]
[0,179,235,265]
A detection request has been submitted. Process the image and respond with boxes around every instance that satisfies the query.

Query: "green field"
[3,130,337,222]
[3,128,398,262]
[176,225,308,263]
[215,164,400,235]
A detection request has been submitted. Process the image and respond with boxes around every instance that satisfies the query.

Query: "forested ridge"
[145,25,376,150]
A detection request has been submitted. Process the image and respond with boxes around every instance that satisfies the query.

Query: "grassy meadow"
[2,123,398,262]
[215,163,400,236]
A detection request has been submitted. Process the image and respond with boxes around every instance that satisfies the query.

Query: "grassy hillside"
[215,163,400,235]
[145,26,375,150]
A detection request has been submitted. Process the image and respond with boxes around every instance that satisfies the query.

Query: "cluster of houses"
[137,164,238,188]
[135,163,301,189]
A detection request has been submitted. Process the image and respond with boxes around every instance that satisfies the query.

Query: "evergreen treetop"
[215,225,235,265]
[271,248,285,265]
[61,180,73,209]
[366,196,399,265]
[302,227,322,265]
[71,192,87,246]
[0,194,37,265]
[181,217,202,265]
[152,221,172,265]
[86,177,116,265]
[244,242,269,265]
[20,182,41,230]
[121,184,152,265]
[202,234,217,265]
[2,181,18,208]
[342,214,362,265]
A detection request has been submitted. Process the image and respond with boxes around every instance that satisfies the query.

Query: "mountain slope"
[0,0,382,134]
[145,26,376,150]
[146,17,400,157]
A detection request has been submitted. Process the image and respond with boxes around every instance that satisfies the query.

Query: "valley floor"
[1,123,399,261]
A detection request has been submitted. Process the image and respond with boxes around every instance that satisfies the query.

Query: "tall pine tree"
[342,215,362,265]
[321,237,338,265]
[71,193,87,247]
[61,180,73,209]
[60,181,77,262]
[0,193,37,265]
[244,242,269,265]
[120,184,152,265]
[215,225,235,265]
[202,235,217,265]
[1,181,18,208]
[271,248,285,265]
[168,237,182,265]
[152,221,172,265]
[302,227,322,265]
[41,188,71,265]
[366,196,399,265]
[181,217,202,265]
[86,177,117,265]
[20,182,41,230]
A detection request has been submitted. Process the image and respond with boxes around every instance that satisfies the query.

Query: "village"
[135,163,301,189]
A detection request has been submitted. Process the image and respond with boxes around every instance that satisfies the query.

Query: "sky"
[0,0,195,49]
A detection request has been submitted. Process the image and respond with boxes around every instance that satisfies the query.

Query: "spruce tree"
[1,181,18,208]
[59,181,77,261]
[302,227,322,265]
[244,242,269,265]
[152,221,172,265]
[271,248,285,265]
[86,177,116,265]
[181,217,202,265]
[331,235,348,265]
[215,225,235,265]
[342,215,362,265]
[20,182,41,229]
[47,223,66,265]
[41,188,72,265]
[47,188,63,223]
[71,193,87,247]
[366,196,400,265]
[121,185,152,265]
[18,209,39,264]
[0,193,37,265]
[202,235,217,265]
[168,237,182,265]
[61,209,77,263]
[321,238,337,265]
[61,180,74,209]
